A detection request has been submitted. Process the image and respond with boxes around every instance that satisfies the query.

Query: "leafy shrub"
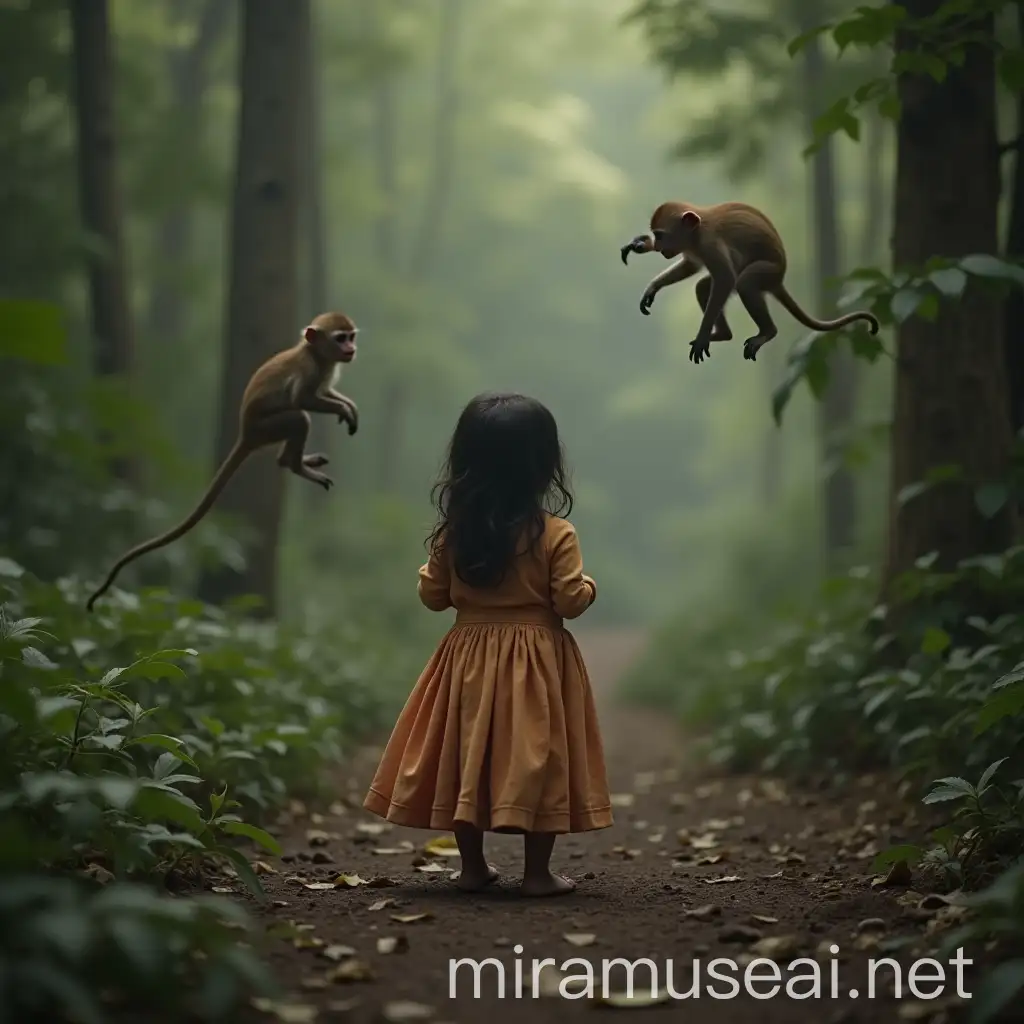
[0,556,393,1019]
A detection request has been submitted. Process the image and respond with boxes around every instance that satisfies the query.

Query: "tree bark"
[69,0,136,482]
[196,0,305,612]
[803,32,857,567]
[145,0,233,351]
[883,1,1014,597]
[298,0,332,486]
[1002,5,1024,441]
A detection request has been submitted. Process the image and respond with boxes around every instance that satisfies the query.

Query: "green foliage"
[0,560,389,1019]
[771,254,1024,423]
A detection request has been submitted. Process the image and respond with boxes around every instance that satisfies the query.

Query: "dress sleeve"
[417,542,453,611]
[548,520,596,619]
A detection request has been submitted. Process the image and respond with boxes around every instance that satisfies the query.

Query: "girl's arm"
[417,543,453,611]
[549,521,597,619]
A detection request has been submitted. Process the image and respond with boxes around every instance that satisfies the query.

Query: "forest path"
[238,628,968,1024]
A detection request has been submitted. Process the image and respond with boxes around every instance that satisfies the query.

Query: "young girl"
[363,392,612,897]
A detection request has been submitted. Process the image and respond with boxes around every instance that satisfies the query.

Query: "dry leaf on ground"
[382,1003,435,1022]
[377,935,410,954]
[563,933,596,947]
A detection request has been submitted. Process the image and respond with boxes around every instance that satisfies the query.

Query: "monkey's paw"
[303,453,329,469]
[742,337,765,361]
[688,338,711,364]
[338,409,358,436]
[639,289,657,316]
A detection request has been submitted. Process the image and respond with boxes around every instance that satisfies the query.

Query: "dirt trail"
[238,628,977,1024]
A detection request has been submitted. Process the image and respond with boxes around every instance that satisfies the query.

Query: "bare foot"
[455,864,500,892]
[519,872,576,897]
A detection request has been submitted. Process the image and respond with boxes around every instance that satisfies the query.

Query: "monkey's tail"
[772,286,880,335]
[85,441,249,612]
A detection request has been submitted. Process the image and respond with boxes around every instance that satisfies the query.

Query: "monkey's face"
[649,206,701,258]
[304,324,358,363]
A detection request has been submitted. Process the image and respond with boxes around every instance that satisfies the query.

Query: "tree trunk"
[375,0,464,493]
[145,0,233,351]
[883,1,1014,597]
[1003,6,1024,441]
[298,0,332,488]
[196,0,305,612]
[803,32,857,567]
[69,0,136,482]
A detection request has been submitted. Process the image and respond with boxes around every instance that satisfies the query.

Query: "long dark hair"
[427,392,573,588]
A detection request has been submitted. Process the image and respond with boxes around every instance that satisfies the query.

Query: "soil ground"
[231,627,996,1024]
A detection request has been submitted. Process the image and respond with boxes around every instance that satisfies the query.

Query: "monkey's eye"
[652,230,665,242]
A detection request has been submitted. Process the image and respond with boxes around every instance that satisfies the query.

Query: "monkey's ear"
[303,325,320,343]
[680,210,701,229]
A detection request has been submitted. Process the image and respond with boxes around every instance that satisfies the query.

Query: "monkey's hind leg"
[694,276,733,342]
[268,410,334,491]
[734,261,782,361]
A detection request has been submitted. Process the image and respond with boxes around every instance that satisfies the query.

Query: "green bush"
[0,557,393,1020]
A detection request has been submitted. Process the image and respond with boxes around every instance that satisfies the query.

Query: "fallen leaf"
[761,870,784,880]
[609,793,635,808]
[253,861,278,875]
[373,843,416,856]
[856,918,887,935]
[597,989,671,1008]
[322,945,357,962]
[293,936,325,951]
[669,793,690,808]
[303,882,336,891]
[368,898,396,912]
[414,862,447,874]
[327,959,374,983]
[377,935,410,954]
[301,978,328,991]
[751,914,779,925]
[854,933,880,951]
[815,940,841,961]
[333,874,369,888]
[423,835,460,857]
[563,933,596,947]
[211,886,234,894]
[685,904,721,921]
[251,999,318,1023]
[306,830,333,847]
[355,822,390,836]
[272,900,291,909]
[367,876,398,888]
[872,859,913,888]
[719,925,762,944]
[690,833,719,850]
[535,965,570,998]
[382,1003,434,1023]
[83,863,115,885]
[750,935,802,960]
[327,999,360,1014]
[328,802,348,816]
[704,875,742,885]
[695,854,724,866]
[391,913,432,924]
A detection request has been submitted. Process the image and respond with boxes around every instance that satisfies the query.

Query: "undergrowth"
[0,556,392,1022]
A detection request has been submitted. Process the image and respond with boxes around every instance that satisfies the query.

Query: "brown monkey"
[620,201,879,365]
[85,311,360,611]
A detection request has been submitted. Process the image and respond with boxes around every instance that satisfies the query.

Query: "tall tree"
[145,0,234,352]
[1003,5,1024,444]
[69,0,136,482]
[374,0,464,493]
[197,0,306,612]
[802,29,858,564]
[883,0,1015,594]
[298,0,332,485]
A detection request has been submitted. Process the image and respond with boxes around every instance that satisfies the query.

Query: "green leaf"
[21,646,58,670]
[929,267,968,296]
[976,757,1007,795]
[891,286,925,322]
[921,627,950,655]
[133,785,205,833]
[959,253,1024,283]
[922,785,971,805]
[219,821,283,856]
[125,734,199,769]
[0,557,25,578]
[787,23,830,57]
[872,844,923,872]
[0,299,67,365]
[216,845,267,903]
[974,684,1024,735]
[970,959,1024,1024]
[850,331,884,362]
[975,482,1010,519]
[897,481,931,506]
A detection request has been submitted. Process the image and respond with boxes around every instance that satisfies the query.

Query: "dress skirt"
[363,607,613,833]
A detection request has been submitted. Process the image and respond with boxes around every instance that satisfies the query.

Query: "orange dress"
[363,514,613,834]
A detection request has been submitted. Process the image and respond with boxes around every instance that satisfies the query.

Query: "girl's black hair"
[427,392,573,588]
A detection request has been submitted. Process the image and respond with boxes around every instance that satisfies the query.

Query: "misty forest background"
[2,0,1024,1020]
